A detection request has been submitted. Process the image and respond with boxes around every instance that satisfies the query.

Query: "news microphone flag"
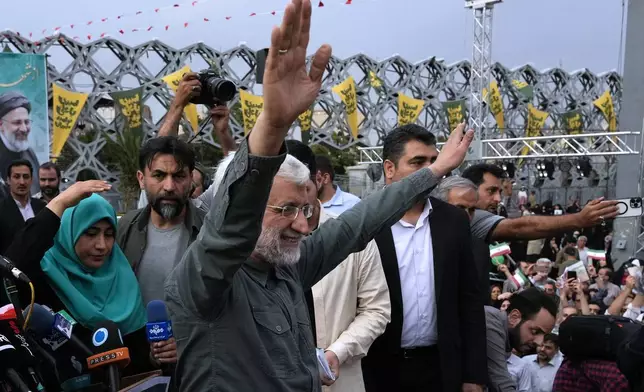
[87,321,130,370]
[146,300,173,342]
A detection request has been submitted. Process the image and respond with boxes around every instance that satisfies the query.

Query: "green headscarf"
[40,194,147,335]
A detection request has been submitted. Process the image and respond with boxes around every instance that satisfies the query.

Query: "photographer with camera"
[158,71,236,156]
[137,71,238,209]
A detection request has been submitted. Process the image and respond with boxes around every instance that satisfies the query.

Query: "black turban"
[0,91,31,119]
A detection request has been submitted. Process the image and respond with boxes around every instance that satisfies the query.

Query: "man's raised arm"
[165,0,332,317]
[298,123,474,290]
[488,198,619,242]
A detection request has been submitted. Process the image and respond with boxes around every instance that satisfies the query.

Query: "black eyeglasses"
[267,204,314,220]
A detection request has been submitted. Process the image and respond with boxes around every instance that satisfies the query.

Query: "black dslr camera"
[190,70,237,106]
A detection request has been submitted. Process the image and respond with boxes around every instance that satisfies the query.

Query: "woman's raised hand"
[47,180,111,217]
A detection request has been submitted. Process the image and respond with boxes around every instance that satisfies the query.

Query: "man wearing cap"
[0,91,40,195]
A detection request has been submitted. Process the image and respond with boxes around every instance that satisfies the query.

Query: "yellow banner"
[332,76,359,138]
[51,84,89,161]
[298,108,313,132]
[162,65,199,132]
[397,93,425,126]
[593,90,617,132]
[488,81,505,131]
[519,104,549,157]
[239,90,264,135]
[369,71,382,89]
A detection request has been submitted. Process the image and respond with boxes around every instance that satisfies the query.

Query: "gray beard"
[254,226,301,266]
[146,190,187,221]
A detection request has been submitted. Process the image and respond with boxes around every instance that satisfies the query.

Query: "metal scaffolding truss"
[0,31,624,184]
[358,131,640,163]
[467,0,500,158]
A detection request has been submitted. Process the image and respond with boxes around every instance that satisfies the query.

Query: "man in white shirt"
[291,140,391,391]
[315,155,360,215]
[522,333,562,392]
[312,208,390,391]
[576,235,589,265]
[0,159,45,253]
[362,124,486,392]
[507,353,533,392]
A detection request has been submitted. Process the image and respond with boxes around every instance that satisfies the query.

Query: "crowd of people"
[0,1,642,391]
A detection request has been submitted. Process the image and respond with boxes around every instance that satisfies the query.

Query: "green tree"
[310,132,359,175]
[101,124,143,212]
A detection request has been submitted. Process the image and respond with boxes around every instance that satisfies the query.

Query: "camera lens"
[211,79,237,102]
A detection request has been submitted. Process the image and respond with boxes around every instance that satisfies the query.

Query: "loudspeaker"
[256,48,269,84]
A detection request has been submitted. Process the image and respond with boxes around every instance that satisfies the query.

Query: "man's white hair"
[212,151,311,193]
[431,176,478,202]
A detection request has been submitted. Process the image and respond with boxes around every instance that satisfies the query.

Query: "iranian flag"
[490,243,512,258]
[512,270,530,289]
[587,249,606,261]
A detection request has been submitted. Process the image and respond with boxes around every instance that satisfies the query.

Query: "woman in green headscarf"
[6,180,155,375]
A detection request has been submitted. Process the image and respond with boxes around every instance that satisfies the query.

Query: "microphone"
[0,255,30,284]
[0,329,32,391]
[0,305,46,391]
[23,304,93,359]
[145,300,173,342]
[87,321,130,392]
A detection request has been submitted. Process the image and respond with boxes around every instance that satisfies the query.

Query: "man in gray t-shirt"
[138,222,191,305]
[462,163,620,244]
[117,136,207,366]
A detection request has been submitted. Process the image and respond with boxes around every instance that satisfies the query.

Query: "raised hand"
[430,122,475,178]
[47,180,112,217]
[250,0,332,156]
[576,198,619,227]
[175,72,201,108]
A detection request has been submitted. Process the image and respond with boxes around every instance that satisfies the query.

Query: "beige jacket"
[312,209,391,392]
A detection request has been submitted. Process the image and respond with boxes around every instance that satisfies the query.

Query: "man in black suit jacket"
[362,124,486,392]
[0,159,45,254]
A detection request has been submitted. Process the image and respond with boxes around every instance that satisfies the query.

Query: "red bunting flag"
[24,0,359,42]
[87,34,91,40]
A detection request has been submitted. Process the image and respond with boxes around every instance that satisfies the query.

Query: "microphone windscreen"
[23,304,55,339]
[146,300,169,323]
[87,321,129,370]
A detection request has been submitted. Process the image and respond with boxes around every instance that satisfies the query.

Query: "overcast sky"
[1,0,626,73]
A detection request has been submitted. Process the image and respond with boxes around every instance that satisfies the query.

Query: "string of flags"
[13,0,360,43]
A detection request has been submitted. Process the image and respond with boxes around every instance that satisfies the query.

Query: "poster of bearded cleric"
[0,53,49,196]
